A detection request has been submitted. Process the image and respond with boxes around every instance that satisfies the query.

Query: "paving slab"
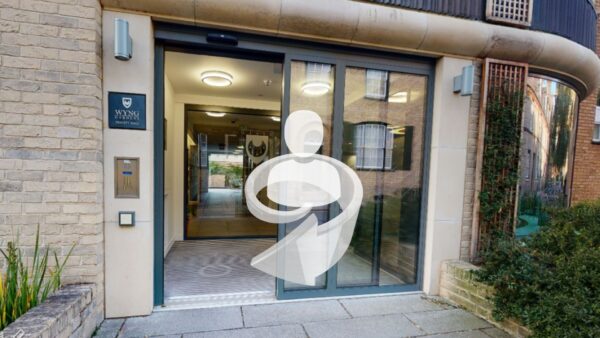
[405,309,492,335]
[422,329,493,338]
[119,307,243,337]
[182,324,306,338]
[481,327,514,338]
[303,313,423,338]
[241,300,349,327]
[94,318,124,338]
[109,295,502,337]
[340,294,445,317]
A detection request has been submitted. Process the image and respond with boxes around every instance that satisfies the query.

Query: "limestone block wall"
[0,0,104,327]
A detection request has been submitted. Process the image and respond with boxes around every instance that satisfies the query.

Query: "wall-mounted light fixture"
[201,71,233,87]
[453,65,474,96]
[271,116,281,122]
[114,18,132,61]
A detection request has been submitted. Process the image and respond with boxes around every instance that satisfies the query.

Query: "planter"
[1,284,98,338]
[440,260,531,338]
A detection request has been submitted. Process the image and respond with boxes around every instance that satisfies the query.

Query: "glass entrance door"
[154,25,434,305]
[277,56,431,299]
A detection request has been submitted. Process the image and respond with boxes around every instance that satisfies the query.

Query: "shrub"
[519,192,541,216]
[476,200,600,338]
[0,226,74,330]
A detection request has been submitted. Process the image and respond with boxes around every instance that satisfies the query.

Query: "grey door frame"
[153,22,435,305]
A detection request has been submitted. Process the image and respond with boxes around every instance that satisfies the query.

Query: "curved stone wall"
[100,0,600,96]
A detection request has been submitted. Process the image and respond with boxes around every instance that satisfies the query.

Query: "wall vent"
[486,0,533,27]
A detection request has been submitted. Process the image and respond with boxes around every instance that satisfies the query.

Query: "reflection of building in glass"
[337,68,427,286]
[521,79,553,194]
[353,123,413,171]
[517,77,578,235]
[354,123,393,170]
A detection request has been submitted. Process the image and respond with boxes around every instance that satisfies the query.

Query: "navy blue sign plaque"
[108,92,146,130]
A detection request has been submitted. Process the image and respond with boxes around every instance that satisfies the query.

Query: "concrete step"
[158,290,276,310]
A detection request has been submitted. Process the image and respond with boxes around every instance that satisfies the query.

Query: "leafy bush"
[476,201,600,338]
[519,192,542,216]
[0,227,74,329]
[209,162,243,188]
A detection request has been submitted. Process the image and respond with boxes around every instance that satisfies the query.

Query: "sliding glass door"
[282,60,336,291]
[277,55,432,299]
[337,67,427,288]
[153,23,434,306]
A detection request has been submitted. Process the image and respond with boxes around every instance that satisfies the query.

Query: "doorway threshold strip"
[156,290,424,311]
[158,291,276,310]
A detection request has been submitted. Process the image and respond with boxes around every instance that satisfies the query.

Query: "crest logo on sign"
[108,92,146,130]
[122,97,132,109]
[246,135,269,165]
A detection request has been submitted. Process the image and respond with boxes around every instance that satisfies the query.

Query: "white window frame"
[354,123,393,170]
[306,62,331,82]
[365,69,389,100]
[593,106,600,143]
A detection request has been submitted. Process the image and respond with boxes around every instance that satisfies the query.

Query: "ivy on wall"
[477,61,527,254]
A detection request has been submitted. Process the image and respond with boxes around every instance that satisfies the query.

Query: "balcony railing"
[367,0,597,51]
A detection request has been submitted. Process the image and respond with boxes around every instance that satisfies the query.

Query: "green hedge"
[476,200,600,338]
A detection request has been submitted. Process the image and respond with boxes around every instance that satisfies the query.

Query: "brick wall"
[460,61,482,261]
[571,0,600,203]
[0,0,104,328]
[440,260,531,338]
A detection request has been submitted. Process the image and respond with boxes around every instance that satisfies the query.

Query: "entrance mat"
[164,239,276,298]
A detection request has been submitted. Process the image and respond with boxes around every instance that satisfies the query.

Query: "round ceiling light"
[200,71,233,87]
[205,111,226,117]
[301,81,331,96]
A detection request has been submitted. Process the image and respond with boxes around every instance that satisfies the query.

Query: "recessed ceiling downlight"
[301,81,331,96]
[200,71,233,87]
[205,112,226,117]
